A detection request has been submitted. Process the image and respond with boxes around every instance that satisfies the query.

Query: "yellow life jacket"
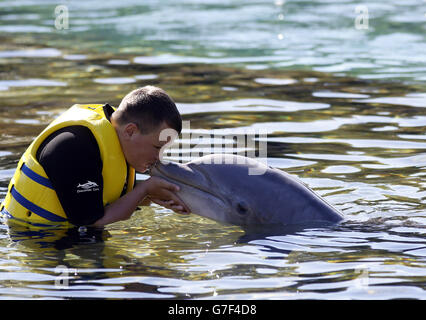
[0,104,135,228]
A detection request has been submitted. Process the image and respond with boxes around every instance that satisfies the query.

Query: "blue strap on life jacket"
[21,163,54,189]
[10,186,67,222]
[0,207,57,228]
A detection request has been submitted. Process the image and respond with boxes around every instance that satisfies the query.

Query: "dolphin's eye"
[237,201,249,215]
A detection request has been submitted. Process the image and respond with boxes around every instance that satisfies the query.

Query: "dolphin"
[150,154,344,227]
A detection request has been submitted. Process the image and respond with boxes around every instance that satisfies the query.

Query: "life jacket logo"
[76,181,100,193]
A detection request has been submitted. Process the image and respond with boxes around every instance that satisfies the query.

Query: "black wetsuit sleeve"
[36,125,104,226]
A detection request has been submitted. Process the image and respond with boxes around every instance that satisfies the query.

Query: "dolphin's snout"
[153,160,193,181]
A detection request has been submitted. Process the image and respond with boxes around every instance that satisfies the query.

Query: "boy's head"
[112,86,182,173]
[114,85,182,135]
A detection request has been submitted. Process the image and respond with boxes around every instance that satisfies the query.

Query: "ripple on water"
[312,91,370,99]
[107,59,130,65]
[354,94,426,108]
[254,78,297,86]
[63,54,87,60]
[93,77,136,84]
[133,54,294,65]
[322,165,361,174]
[177,99,329,115]
[0,48,62,58]
[134,74,158,80]
[0,79,67,91]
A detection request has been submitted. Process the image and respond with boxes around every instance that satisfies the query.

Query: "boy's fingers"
[157,178,180,192]
[151,198,173,209]
[152,199,166,207]
[151,198,190,215]
[138,196,152,206]
[147,178,190,213]
[161,190,190,212]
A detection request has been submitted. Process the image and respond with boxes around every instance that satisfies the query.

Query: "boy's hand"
[138,197,151,206]
[143,176,190,214]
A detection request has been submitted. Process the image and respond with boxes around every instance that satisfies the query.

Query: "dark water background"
[0,0,425,299]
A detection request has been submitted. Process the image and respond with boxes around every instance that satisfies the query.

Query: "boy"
[0,86,189,227]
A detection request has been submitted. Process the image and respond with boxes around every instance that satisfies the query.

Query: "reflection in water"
[7,224,108,251]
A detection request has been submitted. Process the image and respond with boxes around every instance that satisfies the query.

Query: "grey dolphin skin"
[150,154,344,227]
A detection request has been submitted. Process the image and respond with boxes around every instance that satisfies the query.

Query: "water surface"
[0,0,425,299]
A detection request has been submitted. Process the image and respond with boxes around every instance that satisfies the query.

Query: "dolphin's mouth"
[151,163,229,208]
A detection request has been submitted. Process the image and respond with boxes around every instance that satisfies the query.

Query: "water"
[0,0,425,299]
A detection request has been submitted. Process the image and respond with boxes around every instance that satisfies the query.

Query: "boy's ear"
[124,122,139,138]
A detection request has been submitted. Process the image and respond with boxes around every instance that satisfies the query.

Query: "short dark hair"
[114,86,182,134]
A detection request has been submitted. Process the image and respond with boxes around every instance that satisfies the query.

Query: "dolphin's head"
[150,154,294,226]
